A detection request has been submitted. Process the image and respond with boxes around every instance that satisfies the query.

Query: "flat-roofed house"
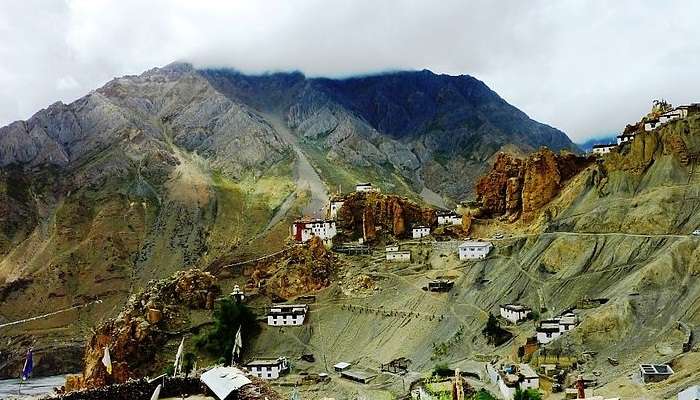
[644,119,662,131]
[412,225,431,239]
[617,131,636,144]
[500,304,532,324]
[459,241,493,260]
[640,364,674,383]
[491,363,541,400]
[591,144,616,156]
[246,357,290,380]
[386,250,411,262]
[437,210,462,226]
[355,183,380,193]
[291,219,337,244]
[385,244,400,252]
[536,326,562,344]
[267,304,308,326]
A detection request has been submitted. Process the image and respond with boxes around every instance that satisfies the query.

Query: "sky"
[2,1,700,142]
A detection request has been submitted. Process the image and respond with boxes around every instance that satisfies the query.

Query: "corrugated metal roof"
[201,366,251,400]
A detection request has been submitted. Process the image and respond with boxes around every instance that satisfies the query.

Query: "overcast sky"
[2,1,699,141]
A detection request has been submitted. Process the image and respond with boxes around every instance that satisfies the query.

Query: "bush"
[432,362,452,377]
[194,298,258,364]
[514,388,542,400]
[471,389,497,400]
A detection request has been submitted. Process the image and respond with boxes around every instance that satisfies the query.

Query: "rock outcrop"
[475,148,594,220]
[77,269,220,389]
[245,236,336,300]
[336,192,437,240]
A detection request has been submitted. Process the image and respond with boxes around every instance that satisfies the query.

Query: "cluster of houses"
[535,311,579,344]
[591,102,699,157]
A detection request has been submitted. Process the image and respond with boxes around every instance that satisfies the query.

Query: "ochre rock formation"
[246,236,335,300]
[476,148,594,221]
[337,192,436,240]
[77,269,220,389]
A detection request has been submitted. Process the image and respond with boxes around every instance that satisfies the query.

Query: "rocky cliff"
[475,148,593,221]
[78,269,220,389]
[336,192,437,240]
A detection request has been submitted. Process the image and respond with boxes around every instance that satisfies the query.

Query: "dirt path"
[263,113,329,218]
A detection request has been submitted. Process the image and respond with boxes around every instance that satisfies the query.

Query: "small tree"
[195,298,258,363]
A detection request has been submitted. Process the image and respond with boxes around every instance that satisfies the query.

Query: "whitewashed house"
[536,326,562,344]
[246,357,290,380]
[291,219,337,244]
[412,225,431,239]
[658,109,683,124]
[437,210,462,226]
[591,144,616,156]
[536,312,579,344]
[617,132,636,144]
[267,304,308,326]
[355,182,380,193]
[500,304,532,324]
[459,241,493,260]
[644,119,662,131]
[385,244,400,252]
[640,364,674,383]
[489,363,540,400]
[386,251,411,262]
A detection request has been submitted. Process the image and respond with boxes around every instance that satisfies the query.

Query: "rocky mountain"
[200,67,576,201]
[0,62,575,382]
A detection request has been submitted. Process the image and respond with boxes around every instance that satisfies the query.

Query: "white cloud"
[1,0,699,141]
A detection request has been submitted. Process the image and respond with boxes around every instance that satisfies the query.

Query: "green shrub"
[514,388,542,400]
[471,389,497,400]
[194,298,258,364]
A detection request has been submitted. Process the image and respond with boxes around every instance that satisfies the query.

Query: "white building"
[500,304,532,324]
[437,210,462,226]
[385,244,400,252]
[617,132,636,144]
[678,385,700,400]
[459,241,493,260]
[489,363,540,400]
[536,312,579,344]
[329,200,344,219]
[386,251,411,262]
[644,119,662,131]
[355,182,380,193]
[591,144,616,156]
[246,357,290,380]
[291,219,337,243]
[659,109,683,124]
[536,327,562,344]
[412,225,431,239]
[640,364,674,383]
[267,304,308,326]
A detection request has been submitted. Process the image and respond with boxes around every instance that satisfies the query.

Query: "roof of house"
[518,364,538,379]
[356,182,373,186]
[437,209,460,216]
[500,304,531,312]
[387,250,411,255]
[536,326,561,333]
[340,369,376,382]
[412,225,430,229]
[459,241,492,248]
[334,361,351,369]
[246,358,285,367]
[270,304,308,310]
[200,366,251,400]
[592,144,616,149]
[639,364,674,375]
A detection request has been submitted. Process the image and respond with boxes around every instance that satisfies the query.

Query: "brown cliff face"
[476,149,594,221]
[245,236,335,300]
[78,269,220,389]
[337,192,436,240]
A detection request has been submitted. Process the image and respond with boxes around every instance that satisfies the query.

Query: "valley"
[0,64,698,400]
